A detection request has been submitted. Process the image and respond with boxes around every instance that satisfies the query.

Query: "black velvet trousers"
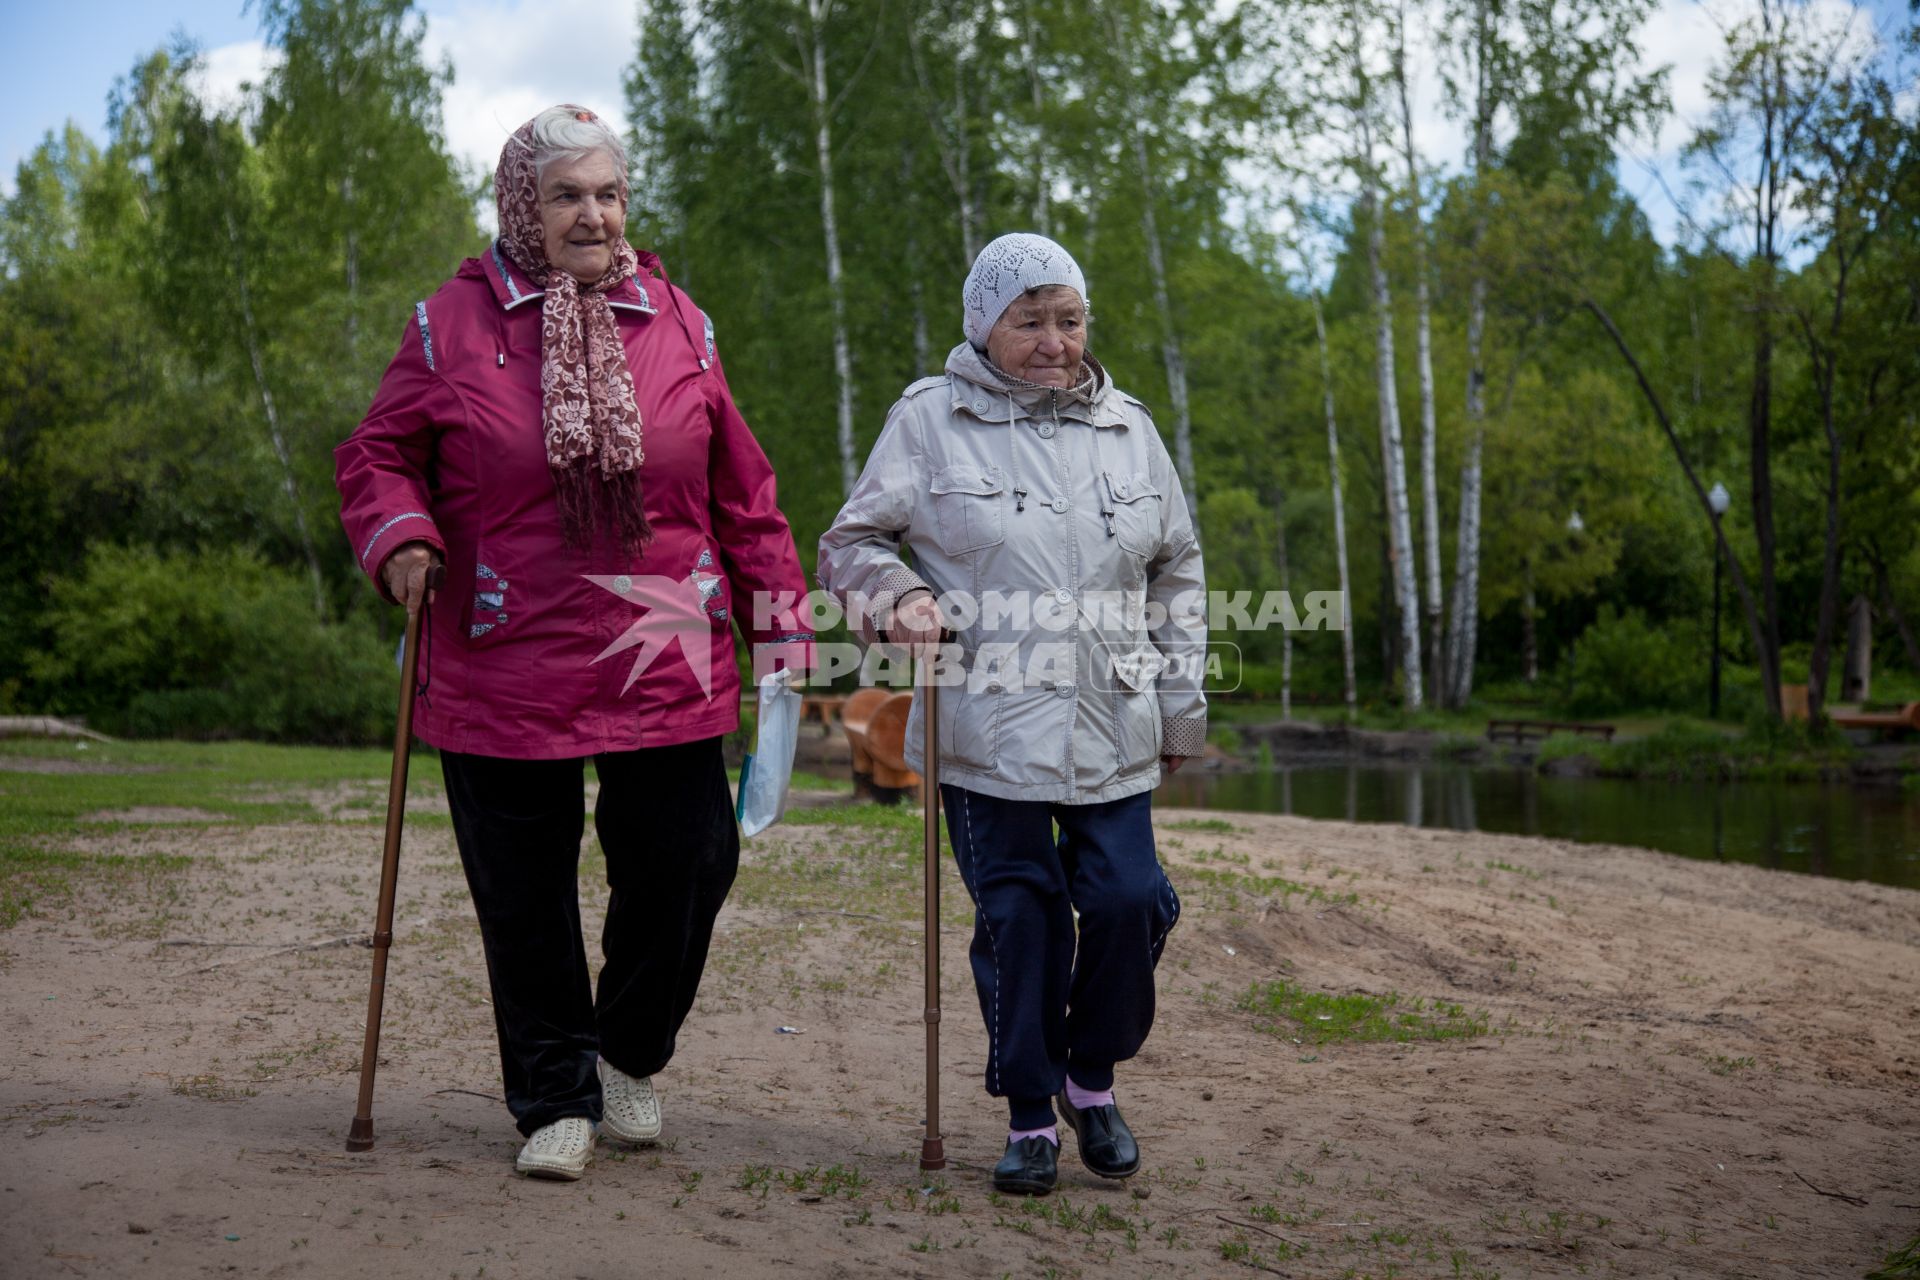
[439,738,739,1136]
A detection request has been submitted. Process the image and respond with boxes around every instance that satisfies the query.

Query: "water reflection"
[1157,763,1920,890]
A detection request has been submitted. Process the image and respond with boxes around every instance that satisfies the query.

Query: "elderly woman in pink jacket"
[336,105,812,1181]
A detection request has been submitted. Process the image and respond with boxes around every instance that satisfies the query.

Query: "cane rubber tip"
[346,1117,375,1151]
[918,1138,946,1171]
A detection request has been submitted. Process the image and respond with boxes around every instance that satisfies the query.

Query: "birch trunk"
[906,16,979,262]
[223,205,326,617]
[800,0,857,495]
[1102,4,1195,501]
[1393,1,1444,704]
[1311,289,1358,718]
[1443,0,1492,709]
[1521,562,1538,684]
[1022,0,1049,235]
[1275,488,1292,720]
[1360,112,1423,708]
[1131,122,1197,502]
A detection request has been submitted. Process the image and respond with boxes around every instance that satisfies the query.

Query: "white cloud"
[191,39,281,119]
[424,0,638,184]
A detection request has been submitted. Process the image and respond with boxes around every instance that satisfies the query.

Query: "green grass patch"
[1870,1234,1920,1279]
[1535,719,1854,781]
[1238,980,1489,1044]
[0,738,444,930]
[1163,817,1240,834]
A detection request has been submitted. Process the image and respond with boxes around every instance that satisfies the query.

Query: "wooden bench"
[841,688,921,799]
[1828,702,1920,735]
[1485,719,1617,744]
[799,695,848,728]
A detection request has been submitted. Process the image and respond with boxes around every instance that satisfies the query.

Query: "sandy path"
[1,802,1915,1279]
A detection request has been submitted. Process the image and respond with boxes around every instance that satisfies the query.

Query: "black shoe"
[1055,1093,1141,1179]
[992,1136,1058,1195]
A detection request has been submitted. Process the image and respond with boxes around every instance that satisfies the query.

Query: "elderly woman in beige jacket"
[819,233,1206,1195]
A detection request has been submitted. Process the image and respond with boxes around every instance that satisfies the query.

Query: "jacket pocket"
[464,560,512,642]
[937,682,1002,772]
[1117,685,1163,775]
[1105,471,1163,558]
[930,463,1007,556]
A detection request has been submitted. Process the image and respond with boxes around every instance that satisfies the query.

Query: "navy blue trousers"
[441,739,739,1137]
[941,785,1180,1130]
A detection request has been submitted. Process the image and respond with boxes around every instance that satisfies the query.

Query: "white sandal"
[515,1115,594,1180]
[597,1057,662,1143]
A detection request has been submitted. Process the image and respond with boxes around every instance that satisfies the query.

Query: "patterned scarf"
[495,107,652,553]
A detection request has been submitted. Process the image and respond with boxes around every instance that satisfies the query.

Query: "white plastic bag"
[736,667,800,837]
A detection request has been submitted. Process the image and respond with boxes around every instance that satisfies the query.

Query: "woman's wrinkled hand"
[889,590,947,649]
[382,541,442,615]
[1162,756,1187,775]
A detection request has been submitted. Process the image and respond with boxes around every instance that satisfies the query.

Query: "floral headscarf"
[495,106,652,553]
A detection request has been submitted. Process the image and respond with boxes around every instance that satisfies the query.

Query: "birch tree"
[1311,286,1359,717]
[774,0,883,497]
[1391,0,1445,702]
[1349,4,1423,708]
[1099,5,1199,502]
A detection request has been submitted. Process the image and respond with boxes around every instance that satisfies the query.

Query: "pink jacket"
[335,244,813,759]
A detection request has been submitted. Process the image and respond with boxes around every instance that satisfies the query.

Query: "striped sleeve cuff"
[1162,716,1207,758]
[869,566,933,641]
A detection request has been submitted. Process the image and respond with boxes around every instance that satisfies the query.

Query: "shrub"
[1561,606,1699,716]
[28,544,393,743]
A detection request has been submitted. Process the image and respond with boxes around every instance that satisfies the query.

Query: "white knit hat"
[961,233,1088,349]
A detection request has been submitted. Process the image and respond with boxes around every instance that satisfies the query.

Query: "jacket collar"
[471,239,658,316]
[943,342,1127,428]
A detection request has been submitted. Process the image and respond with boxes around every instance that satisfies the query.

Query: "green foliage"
[1,0,1917,739]
[1561,607,1701,716]
[1237,980,1488,1044]
[1868,1234,1920,1280]
[28,544,394,743]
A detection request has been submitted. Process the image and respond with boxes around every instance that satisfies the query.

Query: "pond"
[1157,763,1920,891]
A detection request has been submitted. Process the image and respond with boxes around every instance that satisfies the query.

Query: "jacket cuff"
[360,512,443,600]
[869,566,933,642]
[1161,716,1207,758]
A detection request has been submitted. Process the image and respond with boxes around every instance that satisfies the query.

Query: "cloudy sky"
[2,0,1911,249]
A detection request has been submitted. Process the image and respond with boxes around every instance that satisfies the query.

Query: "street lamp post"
[1708,482,1731,719]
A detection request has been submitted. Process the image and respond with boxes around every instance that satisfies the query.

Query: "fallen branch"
[1216,1213,1307,1250]
[1795,1170,1868,1207]
[430,1089,500,1102]
[170,933,367,976]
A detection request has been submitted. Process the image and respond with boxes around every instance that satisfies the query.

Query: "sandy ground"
[1,783,1916,1280]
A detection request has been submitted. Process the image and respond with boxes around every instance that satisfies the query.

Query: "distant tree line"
[2,0,1915,739]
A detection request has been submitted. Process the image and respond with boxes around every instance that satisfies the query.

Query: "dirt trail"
[1,802,1915,1278]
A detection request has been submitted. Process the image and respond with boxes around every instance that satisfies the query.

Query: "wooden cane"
[347,565,442,1153]
[919,642,946,1172]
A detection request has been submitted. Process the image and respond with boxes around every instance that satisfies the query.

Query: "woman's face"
[986,286,1087,388]
[539,150,626,284]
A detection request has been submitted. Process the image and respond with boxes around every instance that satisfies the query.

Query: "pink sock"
[1008,1125,1059,1147]
[1065,1077,1115,1110]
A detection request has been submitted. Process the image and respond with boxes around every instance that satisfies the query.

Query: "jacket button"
[973,399,988,413]
[986,681,1003,694]
[1038,423,1056,439]
[1055,682,1076,698]
[1054,588,1073,604]
[1050,498,1069,513]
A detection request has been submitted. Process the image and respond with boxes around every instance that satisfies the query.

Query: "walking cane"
[918,639,946,1172]
[347,565,442,1153]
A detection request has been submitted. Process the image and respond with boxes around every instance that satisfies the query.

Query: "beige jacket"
[818,342,1207,804]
